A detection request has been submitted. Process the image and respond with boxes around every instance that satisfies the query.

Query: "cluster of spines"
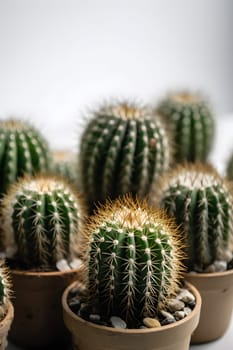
[0,119,51,196]
[151,164,233,270]
[80,101,171,204]
[2,176,85,269]
[157,91,215,162]
[82,196,184,327]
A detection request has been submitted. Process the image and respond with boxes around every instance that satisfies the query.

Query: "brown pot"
[185,268,233,343]
[9,266,84,349]
[0,301,14,350]
[62,281,201,350]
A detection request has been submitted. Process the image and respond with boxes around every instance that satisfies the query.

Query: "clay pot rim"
[185,268,233,279]
[11,265,84,277]
[62,281,201,335]
[0,300,14,336]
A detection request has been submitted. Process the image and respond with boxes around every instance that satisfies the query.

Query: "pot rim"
[62,281,201,335]
[11,264,84,277]
[185,267,233,279]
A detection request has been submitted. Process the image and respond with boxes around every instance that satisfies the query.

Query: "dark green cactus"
[52,150,78,184]
[80,101,171,205]
[0,119,51,197]
[157,91,215,163]
[2,175,86,269]
[151,164,233,271]
[81,196,184,327]
[226,153,233,180]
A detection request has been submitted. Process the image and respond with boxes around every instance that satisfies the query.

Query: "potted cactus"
[150,163,233,343]
[156,90,215,163]
[0,262,14,350]
[79,100,172,208]
[1,175,86,349]
[62,196,201,350]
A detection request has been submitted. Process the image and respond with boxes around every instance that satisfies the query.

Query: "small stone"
[167,299,185,312]
[184,307,192,316]
[143,317,161,328]
[69,258,83,269]
[69,287,79,298]
[227,258,233,270]
[177,289,195,303]
[89,314,101,323]
[204,264,216,273]
[161,318,176,326]
[56,259,71,271]
[186,299,196,309]
[68,297,81,313]
[160,310,175,321]
[110,316,127,329]
[174,311,185,320]
[139,325,147,329]
[79,303,91,320]
[213,260,227,272]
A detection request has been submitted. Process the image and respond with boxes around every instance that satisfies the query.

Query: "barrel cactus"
[156,91,215,163]
[80,101,171,205]
[1,175,86,270]
[0,119,51,197]
[52,150,78,184]
[150,164,233,271]
[81,196,184,327]
[0,262,11,315]
[226,153,233,180]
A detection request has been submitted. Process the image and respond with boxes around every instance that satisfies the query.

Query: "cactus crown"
[2,175,86,270]
[81,195,184,327]
[0,262,11,307]
[80,100,171,205]
[0,119,51,196]
[157,91,215,162]
[151,163,233,271]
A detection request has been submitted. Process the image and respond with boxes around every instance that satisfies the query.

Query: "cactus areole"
[83,196,184,327]
[2,176,85,270]
[80,101,171,204]
[0,119,51,196]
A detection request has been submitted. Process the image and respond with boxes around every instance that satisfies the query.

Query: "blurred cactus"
[151,164,233,271]
[226,153,233,180]
[2,176,86,269]
[157,91,215,163]
[0,119,51,197]
[0,262,11,314]
[81,196,184,327]
[80,101,171,205]
[52,150,78,184]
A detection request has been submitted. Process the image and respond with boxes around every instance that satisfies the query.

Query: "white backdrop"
[0,0,232,152]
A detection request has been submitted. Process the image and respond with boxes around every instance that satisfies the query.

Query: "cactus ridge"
[152,163,233,270]
[157,92,215,162]
[80,101,171,204]
[0,262,11,307]
[0,119,51,196]
[82,196,184,326]
[2,175,85,269]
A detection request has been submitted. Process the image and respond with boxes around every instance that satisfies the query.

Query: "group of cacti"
[0,89,232,334]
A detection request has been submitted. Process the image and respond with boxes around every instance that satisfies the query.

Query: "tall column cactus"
[80,196,184,327]
[150,164,233,271]
[0,119,51,196]
[156,91,215,163]
[1,175,86,269]
[80,101,171,205]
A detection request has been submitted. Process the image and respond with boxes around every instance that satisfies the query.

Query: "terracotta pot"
[0,301,14,350]
[9,266,84,349]
[185,268,233,343]
[62,281,201,350]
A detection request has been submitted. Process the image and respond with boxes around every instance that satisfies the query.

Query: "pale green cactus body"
[81,196,184,327]
[152,164,233,271]
[0,120,51,196]
[80,102,171,205]
[157,92,215,163]
[2,176,86,269]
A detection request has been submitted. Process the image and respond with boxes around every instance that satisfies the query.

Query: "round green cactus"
[226,153,233,180]
[81,196,184,327]
[80,101,172,205]
[2,175,86,270]
[52,150,78,184]
[156,91,215,163]
[0,119,51,197]
[151,164,233,271]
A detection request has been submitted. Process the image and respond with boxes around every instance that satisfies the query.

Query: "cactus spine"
[2,175,86,269]
[157,91,215,163]
[81,196,184,327]
[151,164,233,271]
[0,119,51,196]
[80,101,171,205]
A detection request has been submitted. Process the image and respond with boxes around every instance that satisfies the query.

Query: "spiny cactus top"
[81,195,184,327]
[151,163,233,271]
[2,175,86,270]
[52,150,78,184]
[0,262,11,311]
[226,153,233,180]
[80,101,171,205]
[157,91,215,163]
[0,119,51,196]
